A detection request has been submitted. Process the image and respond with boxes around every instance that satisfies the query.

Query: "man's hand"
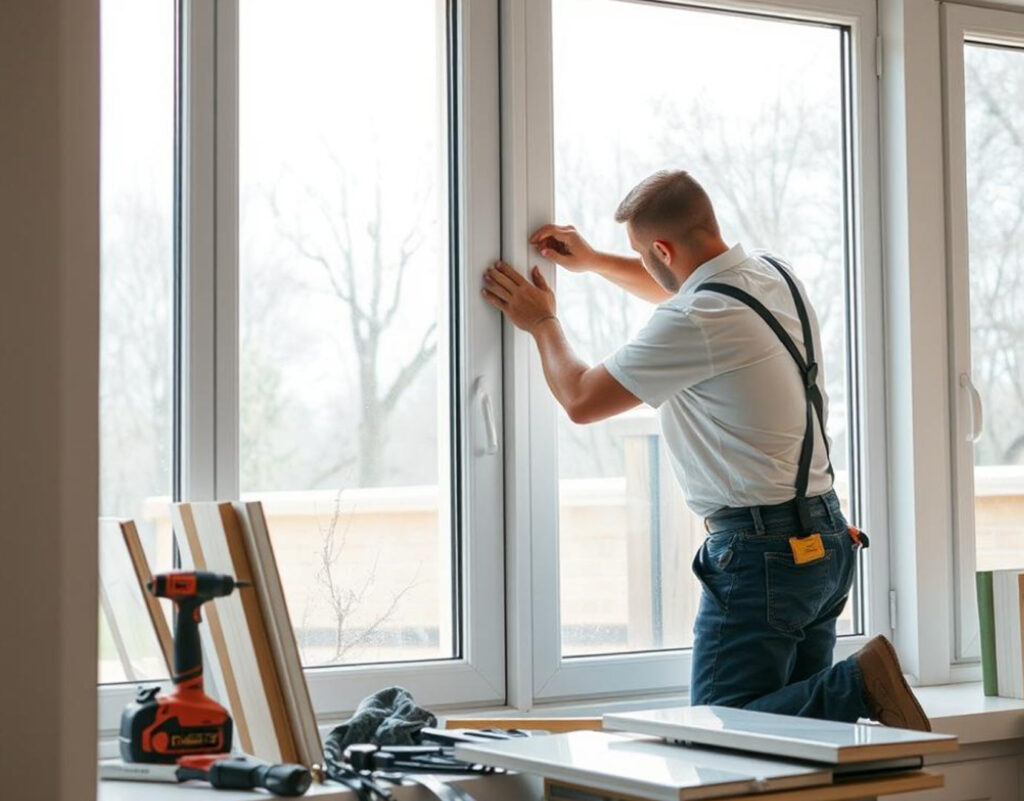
[529,224,597,273]
[482,261,557,334]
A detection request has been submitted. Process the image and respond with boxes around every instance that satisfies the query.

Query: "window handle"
[473,378,499,455]
[960,372,984,443]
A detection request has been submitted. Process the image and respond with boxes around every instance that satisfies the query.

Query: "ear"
[652,239,673,266]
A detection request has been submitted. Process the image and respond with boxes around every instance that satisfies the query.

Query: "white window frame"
[99,0,506,734]
[502,0,889,706]
[98,0,908,730]
[942,2,1024,666]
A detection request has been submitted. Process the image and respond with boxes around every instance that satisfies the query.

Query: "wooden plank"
[118,519,174,673]
[235,500,323,767]
[173,501,303,764]
[709,771,944,801]
[217,502,299,763]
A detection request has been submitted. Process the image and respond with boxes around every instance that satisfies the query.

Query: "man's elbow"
[562,368,640,424]
[565,399,602,425]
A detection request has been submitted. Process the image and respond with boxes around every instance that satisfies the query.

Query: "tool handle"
[173,596,204,689]
[205,756,311,796]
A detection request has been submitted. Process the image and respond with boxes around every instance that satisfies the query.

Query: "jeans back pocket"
[692,534,738,612]
[764,549,836,633]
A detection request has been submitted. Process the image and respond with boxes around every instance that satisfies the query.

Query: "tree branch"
[380,323,438,415]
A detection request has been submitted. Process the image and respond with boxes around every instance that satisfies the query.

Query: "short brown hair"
[614,170,720,245]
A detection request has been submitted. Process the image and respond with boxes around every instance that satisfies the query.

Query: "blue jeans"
[690,490,870,722]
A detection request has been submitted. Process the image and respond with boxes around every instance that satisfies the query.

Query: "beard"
[646,248,681,293]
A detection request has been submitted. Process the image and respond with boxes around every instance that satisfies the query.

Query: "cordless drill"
[120,571,247,763]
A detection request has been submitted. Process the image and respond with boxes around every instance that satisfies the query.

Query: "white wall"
[0,2,100,799]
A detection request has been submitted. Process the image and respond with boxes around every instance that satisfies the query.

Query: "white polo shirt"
[603,244,833,518]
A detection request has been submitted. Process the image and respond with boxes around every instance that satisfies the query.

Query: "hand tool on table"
[119,571,248,763]
[101,754,312,796]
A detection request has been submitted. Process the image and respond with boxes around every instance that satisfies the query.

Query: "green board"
[977,570,998,697]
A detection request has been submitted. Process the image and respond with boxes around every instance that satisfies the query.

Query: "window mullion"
[456,0,507,705]
[500,0,560,710]
[214,0,240,502]
[179,0,220,502]
[878,0,954,684]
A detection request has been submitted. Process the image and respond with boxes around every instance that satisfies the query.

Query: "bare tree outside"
[99,194,174,520]
[298,493,421,665]
[267,157,439,489]
[236,0,454,666]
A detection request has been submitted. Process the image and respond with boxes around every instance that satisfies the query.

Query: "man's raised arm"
[530,224,672,304]
[481,260,641,424]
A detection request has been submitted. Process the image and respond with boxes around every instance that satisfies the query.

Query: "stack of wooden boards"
[103,502,323,769]
[453,706,958,801]
[976,569,1024,698]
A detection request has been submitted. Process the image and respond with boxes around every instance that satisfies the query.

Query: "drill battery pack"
[120,685,233,764]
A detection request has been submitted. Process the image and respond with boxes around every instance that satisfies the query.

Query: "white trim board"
[455,731,832,801]
[604,706,957,764]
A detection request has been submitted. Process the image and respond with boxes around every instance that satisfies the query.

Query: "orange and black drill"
[120,571,247,764]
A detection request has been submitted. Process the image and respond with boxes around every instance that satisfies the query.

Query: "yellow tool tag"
[789,533,825,565]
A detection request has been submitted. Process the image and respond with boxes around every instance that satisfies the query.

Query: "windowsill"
[913,682,1024,745]
[97,683,1024,800]
[431,682,1024,747]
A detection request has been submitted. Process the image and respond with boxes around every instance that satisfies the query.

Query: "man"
[481,170,929,729]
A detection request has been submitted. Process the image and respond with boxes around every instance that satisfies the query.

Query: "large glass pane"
[964,42,1024,572]
[553,0,855,656]
[239,0,454,667]
[98,0,175,682]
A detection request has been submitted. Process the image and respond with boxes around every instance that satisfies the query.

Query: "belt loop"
[750,506,766,535]
[824,495,838,530]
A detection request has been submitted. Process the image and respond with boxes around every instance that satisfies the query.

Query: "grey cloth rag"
[327,686,437,750]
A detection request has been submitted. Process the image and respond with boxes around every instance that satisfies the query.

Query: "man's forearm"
[531,318,589,413]
[484,258,642,425]
[591,252,673,304]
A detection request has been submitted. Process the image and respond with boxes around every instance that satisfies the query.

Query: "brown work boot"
[855,635,931,732]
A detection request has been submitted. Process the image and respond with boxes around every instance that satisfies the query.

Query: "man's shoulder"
[689,253,796,300]
[670,253,808,338]
[674,258,772,309]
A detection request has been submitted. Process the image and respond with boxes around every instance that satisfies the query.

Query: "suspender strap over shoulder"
[696,254,832,536]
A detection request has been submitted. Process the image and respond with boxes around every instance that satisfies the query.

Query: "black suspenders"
[696,254,834,537]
